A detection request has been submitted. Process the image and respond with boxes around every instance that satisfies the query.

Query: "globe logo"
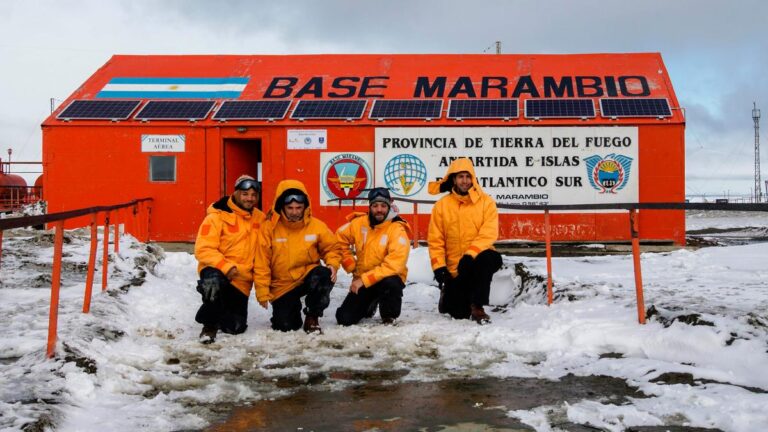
[383,154,428,197]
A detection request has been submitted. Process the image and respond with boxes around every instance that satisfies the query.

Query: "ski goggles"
[235,178,260,192]
[283,193,308,205]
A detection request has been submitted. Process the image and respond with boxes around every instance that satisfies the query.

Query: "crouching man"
[335,188,411,326]
[194,175,265,343]
[254,180,342,333]
[428,158,503,324]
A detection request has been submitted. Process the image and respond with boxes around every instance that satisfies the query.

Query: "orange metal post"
[47,221,65,358]
[83,213,98,313]
[113,209,120,254]
[630,209,646,324]
[544,210,554,305]
[146,202,152,241]
[102,211,110,291]
[412,202,419,248]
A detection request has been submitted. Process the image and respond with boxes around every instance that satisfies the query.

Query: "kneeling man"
[335,188,411,325]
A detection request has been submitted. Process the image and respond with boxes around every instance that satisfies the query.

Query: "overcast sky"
[2,0,767,197]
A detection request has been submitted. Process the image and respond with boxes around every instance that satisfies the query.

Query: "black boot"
[470,304,491,325]
[303,315,322,334]
[199,325,218,344]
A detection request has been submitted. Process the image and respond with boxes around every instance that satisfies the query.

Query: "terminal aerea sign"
[374,127,638,213]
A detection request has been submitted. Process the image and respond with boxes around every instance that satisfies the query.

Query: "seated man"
[194,175,265,343]
[335,188,411,325]
[254,180,342,333]
[428,158,503,324]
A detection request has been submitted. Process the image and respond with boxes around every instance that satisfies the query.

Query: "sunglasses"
[283,194,307,205]
[235,179,260,192]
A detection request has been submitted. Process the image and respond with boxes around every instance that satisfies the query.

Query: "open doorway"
[224,138,262,210]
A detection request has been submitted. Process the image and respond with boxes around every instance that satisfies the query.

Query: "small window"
[149,156,176,182]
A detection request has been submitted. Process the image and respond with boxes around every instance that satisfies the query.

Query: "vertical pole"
[136,201,144,242]
[113,208,120,255]
[544,209,553,305]
[412,202,419,248]
[142,201,148,242]
[47,221,65,358]
[146,203,152,242]
[102,211,110,291]
[0,229,4,268]
[630,209,646,324]
[83,213,98,313]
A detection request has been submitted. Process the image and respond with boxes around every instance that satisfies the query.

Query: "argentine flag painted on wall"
[96,77,249,99]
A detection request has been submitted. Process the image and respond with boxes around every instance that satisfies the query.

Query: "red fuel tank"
[0,173,28,201]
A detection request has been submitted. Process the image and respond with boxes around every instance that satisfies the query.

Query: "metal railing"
[337,197,768,325]
[0,185,43,212]
[0,198,153,358]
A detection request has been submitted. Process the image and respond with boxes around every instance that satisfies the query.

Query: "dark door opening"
[224,138,262,210]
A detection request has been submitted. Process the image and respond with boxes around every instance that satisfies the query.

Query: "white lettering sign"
[141,134,185,152]
[375,127,638,214]
[287,129,327,150]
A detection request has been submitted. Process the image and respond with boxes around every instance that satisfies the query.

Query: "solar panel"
[134,101,216,120]
[447,99,518,119]
[369,100,443,120]
[213,100,291,120]
[600,98,672,118]
[524,99,595,119]
[57,100,141,120]
[290,100,367,120]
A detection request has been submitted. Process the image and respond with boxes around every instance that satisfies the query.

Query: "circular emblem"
[383,154,428,197]
[322,153,372,202]
[304,137,312,145]
[585,153,633,194]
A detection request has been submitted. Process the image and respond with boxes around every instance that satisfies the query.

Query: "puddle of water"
[204,374,643,431]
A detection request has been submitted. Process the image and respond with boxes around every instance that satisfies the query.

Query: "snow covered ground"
[1,213,768,431]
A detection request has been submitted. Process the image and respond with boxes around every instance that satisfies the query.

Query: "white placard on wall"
[374,127,639,213]
[141,134,185,152]
[287,129,327,150]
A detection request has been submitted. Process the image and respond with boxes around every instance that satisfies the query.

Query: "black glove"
[458,254,474,276]
[196,274,223,304]
[433,267,450,285]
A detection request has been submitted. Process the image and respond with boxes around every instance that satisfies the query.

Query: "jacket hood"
[427,158,484,203]
[270,179,312,224]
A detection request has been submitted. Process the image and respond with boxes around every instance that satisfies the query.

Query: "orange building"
[41,53,684,243]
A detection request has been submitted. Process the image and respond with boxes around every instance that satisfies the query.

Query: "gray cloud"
[2,0,768,195]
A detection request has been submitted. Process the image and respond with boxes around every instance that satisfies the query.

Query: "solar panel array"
[600,98,672,118]
[525,99,595,119]
[55,98,675,121]
[213,100,291,120]
[134,101,216,120]
[57,100,141,120]
[447,99,518,119]
[291,100,367,119]
[370,100,443,119]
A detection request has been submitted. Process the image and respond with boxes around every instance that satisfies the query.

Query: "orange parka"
[253,180,342,303]
[194,196,266,296]
[427,158,499,276]
[336,211,412,287]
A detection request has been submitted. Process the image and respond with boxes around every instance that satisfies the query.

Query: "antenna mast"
[753,102,762,202]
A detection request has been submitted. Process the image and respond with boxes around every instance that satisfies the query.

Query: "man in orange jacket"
[254,180,342,333]
[335,188,411,326]
[194,175,265,343]
[428,158,503,324]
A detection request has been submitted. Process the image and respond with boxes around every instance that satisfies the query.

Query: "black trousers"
[442,249,503,320]
[336,275,404,326]
[270,266,334,331]
[194,267,249,334]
